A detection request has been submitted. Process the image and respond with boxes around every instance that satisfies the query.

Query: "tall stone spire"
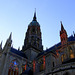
[22,11,43,60]
[33,9,37,21]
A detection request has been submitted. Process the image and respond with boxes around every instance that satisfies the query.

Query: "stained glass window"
[8,60,19,75]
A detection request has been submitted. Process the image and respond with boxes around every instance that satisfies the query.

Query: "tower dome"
[28,11,40,26]
[29,20,40,26]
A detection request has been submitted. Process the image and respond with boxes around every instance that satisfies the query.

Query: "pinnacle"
[33,9,37,21]
[60,21,65,31]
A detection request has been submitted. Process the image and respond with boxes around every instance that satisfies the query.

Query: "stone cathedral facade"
[0,12,75,75]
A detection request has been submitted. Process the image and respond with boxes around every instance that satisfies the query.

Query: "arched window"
[61,53,67,62]
[39,58,43,72]
[70,49,74,59]
[8,60,19,75]
[69,47,74,59]
[22,64,27,72]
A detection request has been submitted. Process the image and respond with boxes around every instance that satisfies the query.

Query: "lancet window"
[69,46,74,59]
[38,56,45,72]
[8,60,19,75]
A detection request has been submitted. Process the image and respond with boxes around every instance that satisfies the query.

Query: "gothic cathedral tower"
[22,11,43,61]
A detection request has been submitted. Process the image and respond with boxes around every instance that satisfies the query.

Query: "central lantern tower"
[22,11,43,60]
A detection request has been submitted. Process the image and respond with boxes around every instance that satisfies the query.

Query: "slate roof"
[37,42,61,57]
[68,35,75,41]
[29,20,40,26]
[37,35,75,57]
[10,35,75,58]
[10,47,27,59]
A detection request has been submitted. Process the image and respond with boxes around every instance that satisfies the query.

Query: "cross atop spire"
[60,21,65,31]
[33,8,37,21]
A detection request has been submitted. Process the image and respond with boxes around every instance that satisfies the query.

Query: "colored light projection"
[33,60,35,72]
[39,56,46,72]
[22,61,27,72]
[56,50,59,57]
[43,56,45,70]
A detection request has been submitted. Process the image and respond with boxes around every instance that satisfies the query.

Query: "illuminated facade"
[0,12,75,75]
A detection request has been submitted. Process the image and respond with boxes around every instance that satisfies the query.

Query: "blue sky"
[0,0,75,50]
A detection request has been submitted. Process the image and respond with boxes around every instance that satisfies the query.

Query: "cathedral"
[0,12,75,75]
